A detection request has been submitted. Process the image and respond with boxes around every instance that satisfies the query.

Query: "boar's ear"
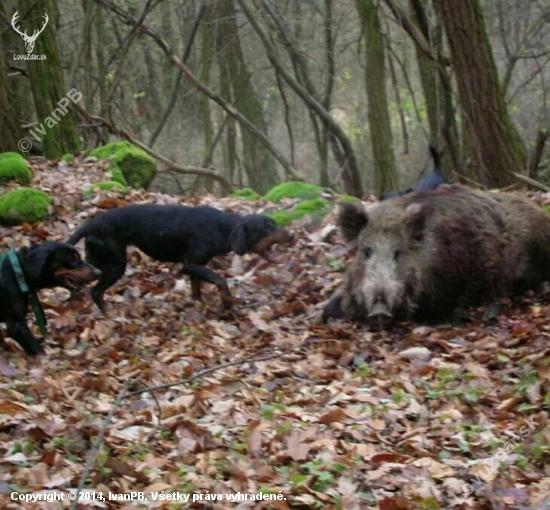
[405,203,426,243]
[338,203,368,243]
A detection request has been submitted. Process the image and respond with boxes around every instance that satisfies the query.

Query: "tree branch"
[238,0,363,195]
[383,0,450,66]
[74,103,234,192]
[149,5,205,148]
[93,0,302,182]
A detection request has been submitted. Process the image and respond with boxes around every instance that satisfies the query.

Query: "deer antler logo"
[11,11,49,54]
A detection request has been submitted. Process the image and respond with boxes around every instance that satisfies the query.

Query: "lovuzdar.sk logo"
[11,10,48,61]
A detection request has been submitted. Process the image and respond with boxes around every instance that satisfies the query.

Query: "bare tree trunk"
[356,0,397,195]
[216,15,237,184]
[23,0,80,158]
[410,0,439,142]
[216,0,278,194]
[410,0,458,179]
[439,0,527,187]
[200,5,214,192]
[0,38,20,152]
[319,0,335,188]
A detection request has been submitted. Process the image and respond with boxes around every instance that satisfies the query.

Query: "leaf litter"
[0,160,549,509]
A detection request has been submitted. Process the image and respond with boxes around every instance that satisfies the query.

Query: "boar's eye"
[363,246,373,259]
[394,249,401,261]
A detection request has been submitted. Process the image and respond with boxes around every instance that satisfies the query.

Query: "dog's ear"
[230,223,249,255]
[18,244,53,283]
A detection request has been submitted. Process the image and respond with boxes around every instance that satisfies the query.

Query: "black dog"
[380,145,444,201]
[414,145,444,191]
[0,242,100,355]
[68,204,294,311]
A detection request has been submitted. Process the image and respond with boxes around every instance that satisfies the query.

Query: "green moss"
[89,141,155,188]
[340,194,360,203]
[0,152,26,161]
[231,187,261,201]
[0,154,32,185]
[0,188,52,224]
[84,181,127,199]
[61,153,74,162]
[267,198,331,226]
[264,182,324,202]
[104,164,127,185]
[267,210,293,227]
[88,141,132,159]
[295,198,331,215]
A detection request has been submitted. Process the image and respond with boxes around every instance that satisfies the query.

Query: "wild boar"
[322,185,550,325]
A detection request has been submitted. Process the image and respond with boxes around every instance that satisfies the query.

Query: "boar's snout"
[368,302,393,326]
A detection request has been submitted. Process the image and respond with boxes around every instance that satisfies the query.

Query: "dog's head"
[18,242,101,291]
[230,215,294,262]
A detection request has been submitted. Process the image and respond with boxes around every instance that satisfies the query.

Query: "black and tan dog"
[0,242,100,355]
[68,204,294,311]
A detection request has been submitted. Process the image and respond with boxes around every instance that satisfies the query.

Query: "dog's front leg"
[182,264,232,308]
[6,321,44,355]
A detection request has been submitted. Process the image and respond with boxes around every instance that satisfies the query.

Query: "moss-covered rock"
[0,188,52,224]
[231,187,261,201]
[0,152,26,161]
[83,181,127,199]
[268,198,331,226]
[88,141,155,189]
[264,182,325,202]
[0,153,32,185]
[104,164,127,186]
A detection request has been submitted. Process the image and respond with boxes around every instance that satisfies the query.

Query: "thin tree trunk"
[217,0,278,194]
[319,0,335,187]
[200,5,214,191]
[216,18,237,183]
[356,0,397,195]
[410,0,458,179]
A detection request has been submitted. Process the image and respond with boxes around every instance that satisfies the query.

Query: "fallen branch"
[513,172,550,192]
[74,103,233,193]
[70,346,309,498]
[125,350,290,397]
[451,171,485,189]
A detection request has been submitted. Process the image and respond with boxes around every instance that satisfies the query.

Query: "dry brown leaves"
[0,160,549,509]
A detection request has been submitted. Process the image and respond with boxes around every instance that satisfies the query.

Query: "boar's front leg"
[321,295,344,323]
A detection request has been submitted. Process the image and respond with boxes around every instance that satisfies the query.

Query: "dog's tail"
[67,223,90,245]
[429,144,442,175]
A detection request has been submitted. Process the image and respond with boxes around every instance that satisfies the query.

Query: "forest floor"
[1,160,550,510]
